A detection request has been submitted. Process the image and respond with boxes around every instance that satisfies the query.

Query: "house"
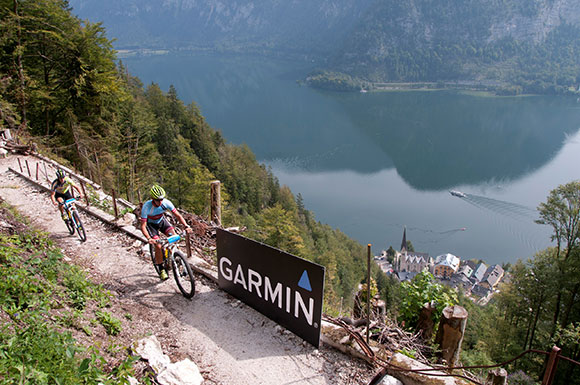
[433,253,461,279]
[479,264,504,289]
[458,264,473,278]
[471,262,487,283]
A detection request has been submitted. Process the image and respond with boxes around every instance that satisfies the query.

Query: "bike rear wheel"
[72,211,87,242]
[172,251,195,298]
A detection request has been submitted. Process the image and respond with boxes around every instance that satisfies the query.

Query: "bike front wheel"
[72,211,87,242]
[65,214,75,235]
[171,251,195,298]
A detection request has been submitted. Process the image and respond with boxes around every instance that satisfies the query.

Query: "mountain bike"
[149,233,195,298]
[62,198,87,242]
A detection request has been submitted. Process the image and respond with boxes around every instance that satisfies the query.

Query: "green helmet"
[56,168,66,179]
[150,185,166,200]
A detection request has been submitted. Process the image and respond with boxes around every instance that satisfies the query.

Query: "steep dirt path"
[0,155,375,385]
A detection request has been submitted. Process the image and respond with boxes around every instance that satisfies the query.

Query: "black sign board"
[216,229,325,347]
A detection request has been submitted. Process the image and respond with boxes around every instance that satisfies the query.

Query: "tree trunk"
[435,305,468,368]
[416,302,436,341]
[14,0,27,133]
[528,299,543,350]
[561,282,579,328]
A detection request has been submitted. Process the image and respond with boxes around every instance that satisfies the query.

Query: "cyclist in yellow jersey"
[50,168,83,221]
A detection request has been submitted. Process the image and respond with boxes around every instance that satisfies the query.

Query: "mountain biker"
[50,168,83,222]
[140,184,192,280]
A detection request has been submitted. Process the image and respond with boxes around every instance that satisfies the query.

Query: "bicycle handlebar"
[154,234,182,246]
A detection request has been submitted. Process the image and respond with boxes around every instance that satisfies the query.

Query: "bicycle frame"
[62,198,77,222]
[61,197,87,242]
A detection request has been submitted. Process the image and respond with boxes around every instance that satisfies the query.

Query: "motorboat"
[449,190,467,198]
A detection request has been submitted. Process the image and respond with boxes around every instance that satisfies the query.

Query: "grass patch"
[0,202,137,384]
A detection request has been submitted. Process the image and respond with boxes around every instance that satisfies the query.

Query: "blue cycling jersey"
[140,199,176,225]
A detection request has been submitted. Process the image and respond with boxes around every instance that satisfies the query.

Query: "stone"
[157,359,204,385]
[378,375,404,385]
[133,335,171,373]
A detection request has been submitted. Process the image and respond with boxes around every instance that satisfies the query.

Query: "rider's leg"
[154,241,164,264]
[56,197,66,219]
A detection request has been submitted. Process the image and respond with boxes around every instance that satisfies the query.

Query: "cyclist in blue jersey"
[51,168,83,222]
[140,185,192,280]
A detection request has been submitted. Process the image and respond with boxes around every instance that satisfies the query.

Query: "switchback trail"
[0,155,374,385]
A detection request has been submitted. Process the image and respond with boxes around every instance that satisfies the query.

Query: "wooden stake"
[25,159,31,177]
[210,180,222,226]
[80,181,89,206]
[542,346,561,385]
[35,162,39,180]
[366,244,371,344]
[486,368,507,385]
[435,305,468,368]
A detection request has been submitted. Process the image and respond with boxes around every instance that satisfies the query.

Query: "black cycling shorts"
[55,190,74,202]
[146,217,174,239]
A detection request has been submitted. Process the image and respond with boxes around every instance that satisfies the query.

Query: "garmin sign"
[217,229,325,347]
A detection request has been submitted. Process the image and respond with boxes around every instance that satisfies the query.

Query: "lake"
[122,52,580,265]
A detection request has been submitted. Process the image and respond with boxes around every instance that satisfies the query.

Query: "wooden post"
[185,232,192,259]
[416,302,436,341]
[17,158,23,172]
[366,244,371,344]
[210,180,222,226]
[542,346,561,385]
[35,162,39,180]
[25,159,31,177]
[486,368,507,385]
[43,162,49,182]
[435,305,468,368]
[137,189,142,204]
[80,181,89,206]
[111,189,119,218]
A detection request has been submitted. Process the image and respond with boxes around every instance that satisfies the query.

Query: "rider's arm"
[140,220,153,241]
[172,210,191,231]
[73,184,82,198]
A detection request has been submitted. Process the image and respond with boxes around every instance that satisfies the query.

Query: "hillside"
[68,0,375,56]
[328,0,580,93]
[68,0,580,93]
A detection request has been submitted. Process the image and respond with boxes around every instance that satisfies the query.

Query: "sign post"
[217,229,325,347]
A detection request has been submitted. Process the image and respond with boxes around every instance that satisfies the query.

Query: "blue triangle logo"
[298,270,312,292]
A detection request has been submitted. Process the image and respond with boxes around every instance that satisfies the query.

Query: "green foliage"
[398,271,458,330]
[306,70,365,91]
[0,204,135,384]
[95,311,122,336]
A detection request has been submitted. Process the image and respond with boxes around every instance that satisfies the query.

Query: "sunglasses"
[153,198,163,203]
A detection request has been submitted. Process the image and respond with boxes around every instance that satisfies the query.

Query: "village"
[374,228,507,305]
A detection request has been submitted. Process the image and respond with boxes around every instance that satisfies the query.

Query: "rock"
[133,335,171,373]
[116,212,136,226]
[388,353,471,385]
[378,375,404,385]
[157,359,203,385]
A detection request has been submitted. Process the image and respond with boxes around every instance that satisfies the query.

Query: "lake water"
[123,52,580,265]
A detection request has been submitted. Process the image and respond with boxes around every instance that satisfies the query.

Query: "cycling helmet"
[150,185,166,200]
[56,168,66,179]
